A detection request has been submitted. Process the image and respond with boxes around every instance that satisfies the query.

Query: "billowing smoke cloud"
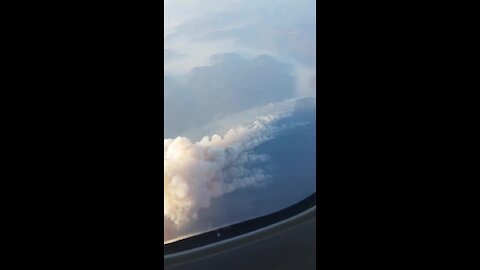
[164,101,295,242]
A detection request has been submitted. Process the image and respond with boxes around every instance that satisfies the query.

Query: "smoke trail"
[164,101,295,242]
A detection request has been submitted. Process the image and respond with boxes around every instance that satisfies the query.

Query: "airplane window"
[164,0,316,244]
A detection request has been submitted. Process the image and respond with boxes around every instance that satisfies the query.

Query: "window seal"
[164,192,316,267]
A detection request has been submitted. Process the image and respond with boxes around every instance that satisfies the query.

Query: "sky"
[164,0,316,243]
[164,0,316,96]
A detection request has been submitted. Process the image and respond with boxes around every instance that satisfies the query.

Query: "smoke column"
[164,101,295,242]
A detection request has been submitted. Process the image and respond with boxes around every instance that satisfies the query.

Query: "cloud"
[164,100,295,242]
[165,0,316,64]
[164,0,316,96]
[163,0,317,242]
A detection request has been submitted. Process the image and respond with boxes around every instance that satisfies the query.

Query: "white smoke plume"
[164,101,295,242]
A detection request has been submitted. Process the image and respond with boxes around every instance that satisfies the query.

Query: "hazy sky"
[164,0,316,136]
[164,0,316,243]
[164,0,316,96]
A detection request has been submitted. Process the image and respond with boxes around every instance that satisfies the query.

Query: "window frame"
[164,192,316,267]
